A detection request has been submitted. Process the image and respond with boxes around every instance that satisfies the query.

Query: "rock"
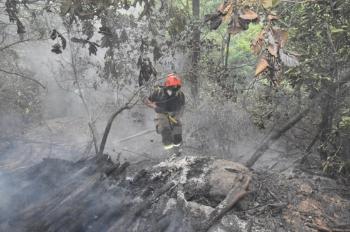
[209,160,250,202]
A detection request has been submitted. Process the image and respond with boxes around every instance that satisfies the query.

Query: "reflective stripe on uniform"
[167,115,178,124]
[164,144,174,150]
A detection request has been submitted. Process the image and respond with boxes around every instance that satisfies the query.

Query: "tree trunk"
[98,105,130,156]
[224,33,231,69]
[191,0,200,99]
[318,25,340,161]
[318,79,337,160]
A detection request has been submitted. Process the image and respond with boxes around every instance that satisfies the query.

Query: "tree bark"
[224,33,231,69]
[318,79,336,160]
[98,104,131,156]
[191,0,200,99]
[318,24,340,161]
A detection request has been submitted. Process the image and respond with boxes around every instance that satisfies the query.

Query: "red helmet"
[164,73,182,87]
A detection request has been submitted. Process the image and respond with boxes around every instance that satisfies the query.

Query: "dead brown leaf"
[218,2,233,15]
[255,57,269,76]
[239,8,258,20]
[268,44,278,57]
[251,30,265,54]
[223,5,234,22]
[216,2,234,23]
[268,14,280,21]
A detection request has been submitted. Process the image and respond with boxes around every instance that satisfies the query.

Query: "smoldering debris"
[1,154,349,232]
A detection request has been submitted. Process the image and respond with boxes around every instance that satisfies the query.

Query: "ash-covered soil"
[1,154,349,232]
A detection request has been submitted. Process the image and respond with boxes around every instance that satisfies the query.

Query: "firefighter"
[144,73,185,151]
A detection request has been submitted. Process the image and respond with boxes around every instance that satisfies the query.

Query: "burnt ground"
[0,154,349,232]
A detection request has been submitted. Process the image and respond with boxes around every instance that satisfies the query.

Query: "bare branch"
[98,92,139,156]
[0,39,32,51]
[0,68,46,89]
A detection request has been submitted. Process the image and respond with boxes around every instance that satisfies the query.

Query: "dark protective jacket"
[148,87,185,114]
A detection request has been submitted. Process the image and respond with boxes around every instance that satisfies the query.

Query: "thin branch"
[67,31,101,154]
[224,33,231,69]
[0,39,32,51]
[0,68,46,89]
[98,91,139,156]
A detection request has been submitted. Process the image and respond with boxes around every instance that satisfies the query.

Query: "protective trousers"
[155,113,182,148]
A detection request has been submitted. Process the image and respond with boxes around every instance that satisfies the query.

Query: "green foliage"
[173,0,223,16]
[200,0,223,16]
[286,1,350,84]
[229,23,262,63]
[339,116,350,130]
[284,1,350,169]
[203,23,261,64]
[262,0,281,8]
